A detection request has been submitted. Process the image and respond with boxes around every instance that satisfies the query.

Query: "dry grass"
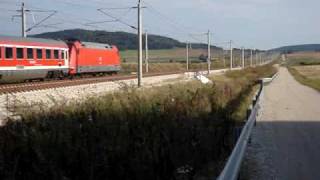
[288,66,320,91]
[286,52,320,66]
[286,52,320,91]
[0,64,277,180]
[287,52,320,59]
[292,65,320,79]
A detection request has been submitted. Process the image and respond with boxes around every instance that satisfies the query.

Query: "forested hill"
[32,29,221,50]
[271,44,320,53]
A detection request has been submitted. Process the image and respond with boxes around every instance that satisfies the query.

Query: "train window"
[5,47,13,59]
[46,49,51,59]
[27,48,33,59]
[16,48,23,59]
[54,50,59,59]
[37,49,43,59]
[61,51,65,60]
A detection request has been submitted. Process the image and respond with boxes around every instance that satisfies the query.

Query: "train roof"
[81,41,112,49]
[0,36,68,48]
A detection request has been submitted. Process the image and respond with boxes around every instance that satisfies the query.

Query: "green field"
[120,48,228,63]
[120,48,245,73]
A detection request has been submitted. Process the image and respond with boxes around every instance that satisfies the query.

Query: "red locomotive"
[67,40,120,76]
[0,36,121,83]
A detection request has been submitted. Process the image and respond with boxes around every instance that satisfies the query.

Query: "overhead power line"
[26,10,57,32]
[97,8,137,29]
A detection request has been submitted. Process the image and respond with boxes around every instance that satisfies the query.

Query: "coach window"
[61,51,65,60]
[46,49,51,59]
[54,50,59,59]
[37,49,43,59]
[5,47,13,59]
[27,48,33,59]
[16,48,23,59]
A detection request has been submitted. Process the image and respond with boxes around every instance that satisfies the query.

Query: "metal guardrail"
[217,72,279,180]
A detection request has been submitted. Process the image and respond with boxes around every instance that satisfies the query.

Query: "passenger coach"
[0,36,69,83]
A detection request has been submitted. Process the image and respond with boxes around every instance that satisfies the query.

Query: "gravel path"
[244,67,320,180]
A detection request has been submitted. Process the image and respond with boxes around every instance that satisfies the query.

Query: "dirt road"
[243,67,320,180]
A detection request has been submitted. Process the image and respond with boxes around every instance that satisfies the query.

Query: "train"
[0,36,121,83]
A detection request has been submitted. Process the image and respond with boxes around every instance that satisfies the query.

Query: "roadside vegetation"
[0,64,276,180]
[286,52,320,91]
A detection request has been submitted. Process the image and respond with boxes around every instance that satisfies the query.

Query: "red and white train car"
[0,36,69,83]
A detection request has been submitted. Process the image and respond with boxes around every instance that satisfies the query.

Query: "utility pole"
[230,40,233,69]
[21,3,26,37]
[13,2,56,38]
[223,50,226,68]
[137,0,143,87]
[250,49,253,67]
[260,53,262,65]
[255,50,258,66]
[17,2,27,37]
[207,30,211,74]
[241,47,245,69]
[186,42,189,71]
[145,30,149,73]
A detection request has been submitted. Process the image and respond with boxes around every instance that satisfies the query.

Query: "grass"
[285,52,320,66]
[121,62,228,74]
[121,48,223,63]
[0,64,276,180]
[285,52,320,91]
[120,48,244,73]
[288,66,320,91]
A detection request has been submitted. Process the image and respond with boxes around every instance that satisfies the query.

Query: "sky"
[0,0,320,49]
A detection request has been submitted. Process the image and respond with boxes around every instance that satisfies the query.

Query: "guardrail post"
[247,106,253,145]
[246,106,252,120]
[252,96,257,106]
[259,80,263,93]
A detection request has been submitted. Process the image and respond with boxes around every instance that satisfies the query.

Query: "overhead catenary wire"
[26,10,57,32]
[97,8,137,29]
[86,7,133,27]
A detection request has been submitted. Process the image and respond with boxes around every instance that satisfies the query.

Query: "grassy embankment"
[120,48,243,74]
[286,52,320,91]
[0,64,276,180]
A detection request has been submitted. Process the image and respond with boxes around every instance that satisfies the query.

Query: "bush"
[0,65,276,180]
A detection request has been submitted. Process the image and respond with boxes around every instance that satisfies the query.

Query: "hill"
[31,29,221,51]
[271,44,320,53]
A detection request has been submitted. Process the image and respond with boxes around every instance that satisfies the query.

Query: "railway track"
[0,71,188,94]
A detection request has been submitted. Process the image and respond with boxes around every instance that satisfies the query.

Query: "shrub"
[0,65,276,180]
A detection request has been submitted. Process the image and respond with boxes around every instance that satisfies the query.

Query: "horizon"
[2,28,320,51]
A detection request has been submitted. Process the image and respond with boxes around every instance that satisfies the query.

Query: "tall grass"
[288,67,320,91]
[0,64,276,180]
